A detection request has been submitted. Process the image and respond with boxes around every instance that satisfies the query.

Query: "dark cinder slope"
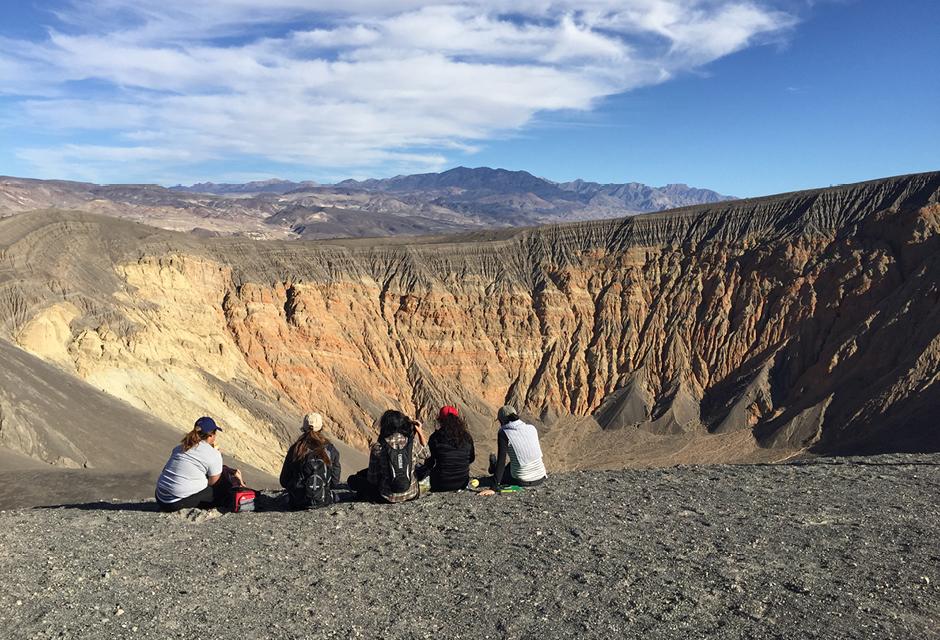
[0,339,279,508]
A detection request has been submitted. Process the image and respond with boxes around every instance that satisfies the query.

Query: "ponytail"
[181,427,209,452]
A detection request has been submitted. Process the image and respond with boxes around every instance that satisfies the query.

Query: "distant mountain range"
[338,166,564,195]
[171,167,732,213]
[335,166,728,208]
[2,167,734,239]
[170,178,319,195]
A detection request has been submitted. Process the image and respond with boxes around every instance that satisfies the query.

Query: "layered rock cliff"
[1,172,938,472]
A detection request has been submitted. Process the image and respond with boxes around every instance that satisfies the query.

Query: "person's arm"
[415,440,432,484]
[279,447,294,489]
[413,421,427,446]
[418,435,437,478]
[468,435,475,465]
[206,447,224,486]
[366,444,381,486]
[416,441,431,467]
[493,430,509,486]
[329,445,342,489]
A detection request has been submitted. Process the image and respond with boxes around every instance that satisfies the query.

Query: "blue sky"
[0,1,936,196]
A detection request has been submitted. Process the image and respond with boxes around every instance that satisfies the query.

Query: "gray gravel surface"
[1,454,938,639]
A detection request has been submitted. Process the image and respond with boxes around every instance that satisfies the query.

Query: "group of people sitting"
[154,404,547,511]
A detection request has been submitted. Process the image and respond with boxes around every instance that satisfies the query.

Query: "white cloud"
[0,1,797,181]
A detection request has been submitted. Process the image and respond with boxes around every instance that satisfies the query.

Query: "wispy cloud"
[0,1,797,182]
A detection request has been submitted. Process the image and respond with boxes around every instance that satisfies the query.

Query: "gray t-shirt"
[155,441,223,503]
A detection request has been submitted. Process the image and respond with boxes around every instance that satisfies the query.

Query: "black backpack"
[382,433,415,493]
[292,451,333,509]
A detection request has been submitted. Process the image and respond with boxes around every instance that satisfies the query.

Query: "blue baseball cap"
[195,416,222,433]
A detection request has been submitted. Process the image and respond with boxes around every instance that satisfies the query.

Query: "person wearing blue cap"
[155,416,241,512]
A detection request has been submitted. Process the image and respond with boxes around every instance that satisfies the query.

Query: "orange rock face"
[209,174,940,457]
[1,173,938,471]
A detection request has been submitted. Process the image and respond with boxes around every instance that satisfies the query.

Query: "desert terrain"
[1,2,936,638]
[1,172,937,492]
[0,455,936,639]
[0,172,937,640]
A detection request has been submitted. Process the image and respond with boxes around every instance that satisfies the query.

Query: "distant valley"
[0,167,732,240]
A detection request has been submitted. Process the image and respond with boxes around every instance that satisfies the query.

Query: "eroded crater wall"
[1,172,938,470]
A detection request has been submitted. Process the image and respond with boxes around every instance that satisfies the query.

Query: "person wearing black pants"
[155,417,243,512]
[157,485,216,511]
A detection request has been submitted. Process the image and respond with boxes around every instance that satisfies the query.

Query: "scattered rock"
[0,456,937,639]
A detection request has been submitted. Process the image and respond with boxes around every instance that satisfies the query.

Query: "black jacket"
[279,442,341,507]
[424,430,475,492]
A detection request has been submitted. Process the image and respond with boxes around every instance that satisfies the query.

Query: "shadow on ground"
[36,501,159,512]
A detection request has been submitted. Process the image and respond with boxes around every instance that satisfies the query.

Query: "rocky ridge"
[0,172,937,477]
[335,166,734,225]
[1,168,732,240]
[170,178,319,195]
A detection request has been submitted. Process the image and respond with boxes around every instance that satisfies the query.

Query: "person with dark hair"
[155,417,242,511]
[424,405,475,492]
[488,405,546,488]
[354,409,429,503]
[279,412,341,509]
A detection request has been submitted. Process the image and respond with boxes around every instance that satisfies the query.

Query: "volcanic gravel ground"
[1,455,938,639]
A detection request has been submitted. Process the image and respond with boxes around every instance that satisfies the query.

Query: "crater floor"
[1,454,938,639]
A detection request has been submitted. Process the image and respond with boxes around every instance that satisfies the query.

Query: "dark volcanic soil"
[1,455,937,639]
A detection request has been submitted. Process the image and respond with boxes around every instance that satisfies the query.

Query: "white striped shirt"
[501,420,546,482]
